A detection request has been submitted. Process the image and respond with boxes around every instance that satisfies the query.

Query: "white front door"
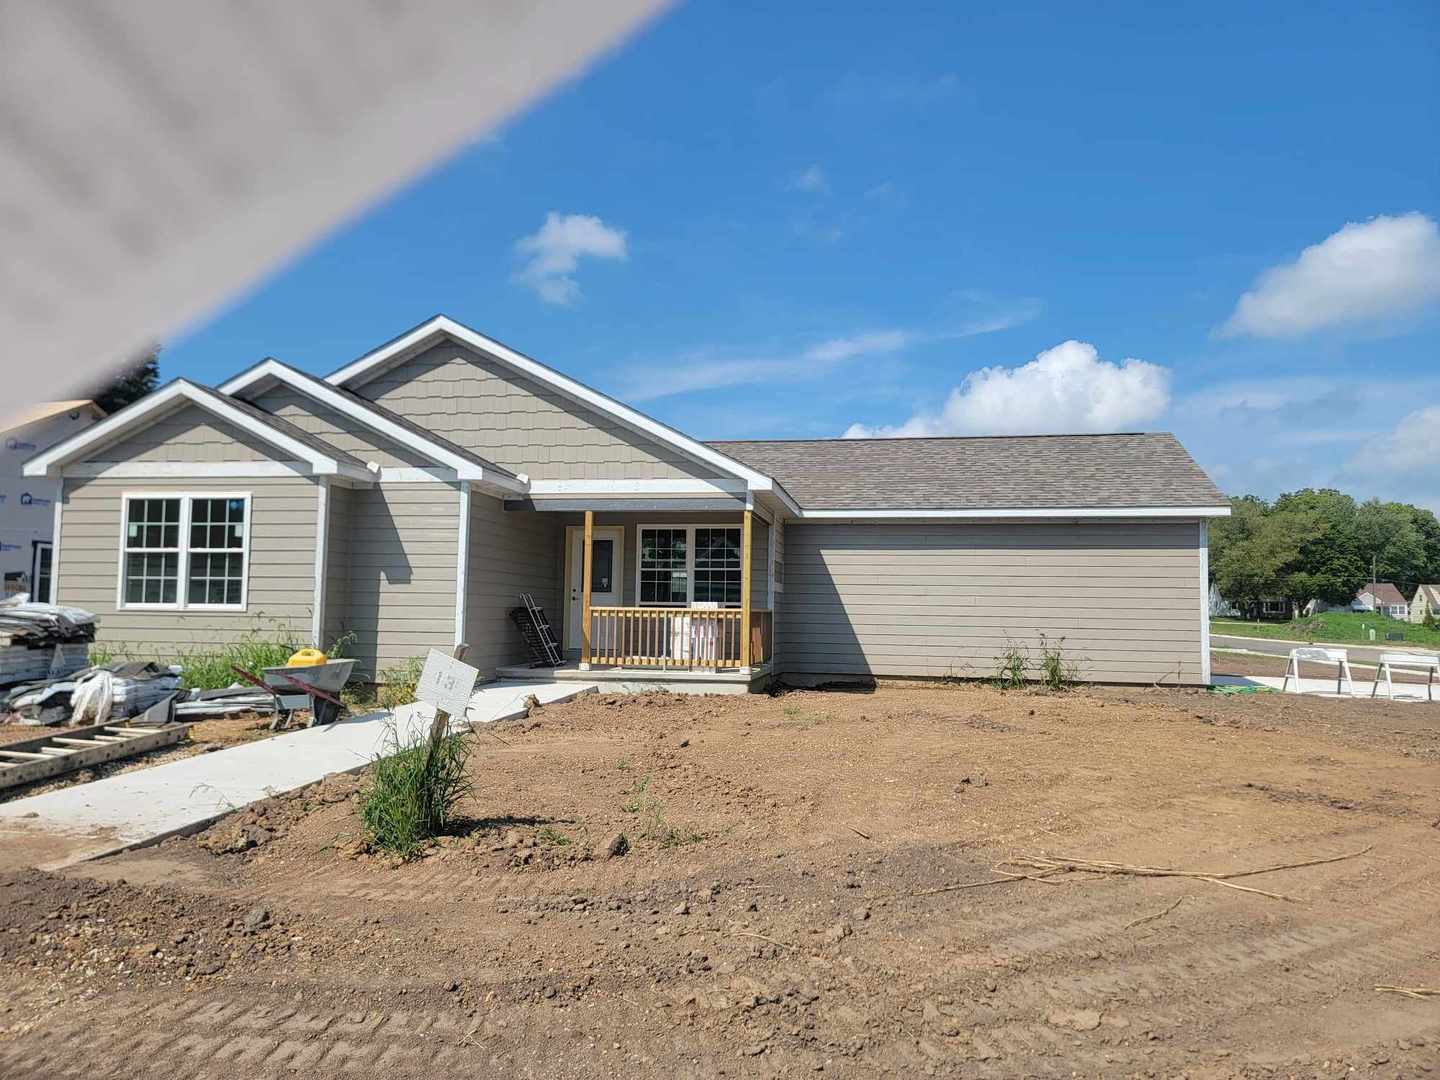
[567,526,623,650]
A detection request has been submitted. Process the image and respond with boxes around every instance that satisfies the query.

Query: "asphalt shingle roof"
[707,432,1227,511]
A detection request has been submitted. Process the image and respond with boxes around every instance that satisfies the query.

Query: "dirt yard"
[1,681,1437,1078]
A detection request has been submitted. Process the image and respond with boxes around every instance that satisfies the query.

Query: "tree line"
[1209,489,1440,615]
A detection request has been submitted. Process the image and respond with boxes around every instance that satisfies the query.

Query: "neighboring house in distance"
[22,315,1231,689]
[1409,584,1440,624]
[0,400,105,601]
[1352,582,1409,619]
[1209,584,1240,618]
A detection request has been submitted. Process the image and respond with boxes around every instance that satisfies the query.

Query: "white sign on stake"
[416,648,480,719]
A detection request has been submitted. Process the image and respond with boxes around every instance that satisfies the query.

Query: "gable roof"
[1414,584,1440,607]
[1,400,105,432]
[218,356,525,493]
[21,379,372,482]
[709,432,1230,515]
[1360,582,1408,606]
[323,315,791,503]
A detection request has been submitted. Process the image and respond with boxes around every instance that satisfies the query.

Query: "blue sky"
[164,1,1440,506]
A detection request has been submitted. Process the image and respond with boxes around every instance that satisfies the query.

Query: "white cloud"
[1341,406,1440,513]
[788,164,829,193]
[620,330,911,401]
[616,297,1041,402]
[514,211,626,305]
[1219,212,1440,338]
[843,340,1170,438]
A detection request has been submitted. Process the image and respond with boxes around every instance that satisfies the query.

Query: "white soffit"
[0,1,670,408]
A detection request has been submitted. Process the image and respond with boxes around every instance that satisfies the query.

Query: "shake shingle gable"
[707,432,1227,511]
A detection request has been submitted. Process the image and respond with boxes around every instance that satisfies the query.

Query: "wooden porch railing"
[588,607,773,670]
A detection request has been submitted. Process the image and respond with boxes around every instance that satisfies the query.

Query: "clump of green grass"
[377,656,425,710]
[177,632,301,690]
[1036,634,1081,691]
[536,825,571,847]
[618,773,704,848]
[361,723,474,857]
[992,640,1029,690]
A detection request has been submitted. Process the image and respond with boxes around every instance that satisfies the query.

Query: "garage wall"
[779,521,1205,685]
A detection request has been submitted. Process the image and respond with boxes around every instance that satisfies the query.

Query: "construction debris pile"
[2,662,183,726]
[0,599,97,687]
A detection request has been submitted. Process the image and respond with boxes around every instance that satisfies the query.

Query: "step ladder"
[509,593,564,668]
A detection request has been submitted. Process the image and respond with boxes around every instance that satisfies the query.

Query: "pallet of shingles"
[0,600,98,687]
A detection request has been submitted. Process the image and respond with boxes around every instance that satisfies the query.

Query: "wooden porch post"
[580,510,594,670]
[740,509,753,671]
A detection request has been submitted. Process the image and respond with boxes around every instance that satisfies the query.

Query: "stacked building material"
[0,600,97,687]
[1,662,181,725]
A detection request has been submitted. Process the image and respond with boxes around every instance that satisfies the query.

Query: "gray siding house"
[24,316,1229,688]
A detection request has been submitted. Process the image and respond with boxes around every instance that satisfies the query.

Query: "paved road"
[1213,633,1439,667]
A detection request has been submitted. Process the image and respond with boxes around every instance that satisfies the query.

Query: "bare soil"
[1,683,1438,1078]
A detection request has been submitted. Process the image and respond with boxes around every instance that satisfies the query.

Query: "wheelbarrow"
[230,659,356,730]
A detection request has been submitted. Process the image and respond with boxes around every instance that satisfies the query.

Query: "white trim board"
[455,483,470,647]
[528,478,747,495]
[22,380,371,483]
[63,461,313,479]
[791,505,1232,521]
[1199,520,1211,686]
[313,479,330,648]
[324,315,780,493]
[218,357,525,494]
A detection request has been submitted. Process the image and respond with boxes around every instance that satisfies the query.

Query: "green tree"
[1354,499,1427,590]
[86,345,160,414]
[1272,488,1366,605]
[1210,495,1324,616]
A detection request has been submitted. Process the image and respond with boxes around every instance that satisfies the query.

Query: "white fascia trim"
[220,358,525,493]
[527,478,748,495]
[50,489,64,604]
[64,461,312,478]
[793,505,1234,521]
[22,381,352,480]
[325,316,775,491]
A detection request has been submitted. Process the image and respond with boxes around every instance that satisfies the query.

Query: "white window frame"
[634,523,744,609]
[116,491,252,612]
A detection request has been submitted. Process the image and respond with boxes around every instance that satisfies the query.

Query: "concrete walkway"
[0,678,596,871]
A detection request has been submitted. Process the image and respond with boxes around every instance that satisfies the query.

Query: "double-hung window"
[120,493,250,610]
[637,525,743,608]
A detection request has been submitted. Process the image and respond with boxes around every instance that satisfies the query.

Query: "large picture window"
[637,525,743,608]
[120,493,250,610]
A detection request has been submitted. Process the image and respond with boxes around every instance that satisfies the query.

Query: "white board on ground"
[416,648,480,717]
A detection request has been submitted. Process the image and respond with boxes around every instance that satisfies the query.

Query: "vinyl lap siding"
[99,404,280,463]
[340,483,459,675]
[464,495,561,677]
[57,476,317,654]
[780,522,1204,685]
[750,517,769,611]
[358,341,722,482]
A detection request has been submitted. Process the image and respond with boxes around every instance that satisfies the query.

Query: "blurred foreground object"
[0,0,669,407]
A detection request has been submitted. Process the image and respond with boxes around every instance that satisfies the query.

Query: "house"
[1410,584,1440,624]
[22,315,1230,690]
[1353,582,1409,619]
[1,400,105,601]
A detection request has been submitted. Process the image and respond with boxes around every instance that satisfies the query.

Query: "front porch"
[496,660,772,695]
[502,498,778,691]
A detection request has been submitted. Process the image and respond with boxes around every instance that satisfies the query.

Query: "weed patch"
[361,724,474,857]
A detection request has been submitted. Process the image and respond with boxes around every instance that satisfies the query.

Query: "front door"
[567,526,623,651]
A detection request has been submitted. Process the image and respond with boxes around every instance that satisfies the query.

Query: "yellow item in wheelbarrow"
[286,648,327,668]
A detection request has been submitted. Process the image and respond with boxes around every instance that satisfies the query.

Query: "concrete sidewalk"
[0,678,595,871]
